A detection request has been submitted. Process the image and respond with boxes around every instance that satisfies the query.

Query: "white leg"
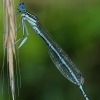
[17,19,29,49]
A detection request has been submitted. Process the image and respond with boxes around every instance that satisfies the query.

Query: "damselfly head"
[17,2,26,12]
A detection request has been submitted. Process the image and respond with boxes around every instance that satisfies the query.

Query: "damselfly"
[16,2,89,100]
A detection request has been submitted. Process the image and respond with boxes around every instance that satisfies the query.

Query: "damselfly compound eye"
[17,2,26,12]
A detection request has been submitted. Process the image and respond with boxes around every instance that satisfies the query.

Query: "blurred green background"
[0,0,100,100]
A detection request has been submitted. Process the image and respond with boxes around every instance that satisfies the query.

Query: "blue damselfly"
[16,2,89,100]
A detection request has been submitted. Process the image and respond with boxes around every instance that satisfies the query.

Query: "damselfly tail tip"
[79,85,89,100]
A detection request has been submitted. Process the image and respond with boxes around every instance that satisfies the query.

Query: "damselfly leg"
[15,16,29,49]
